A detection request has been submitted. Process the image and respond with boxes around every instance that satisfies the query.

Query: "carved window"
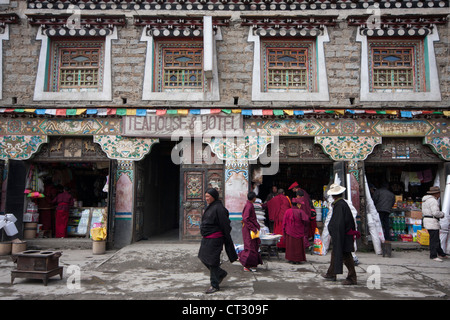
[369,39,424,93]
[156,42,204,92]
[262,40,315,92]
[48,38,104,92]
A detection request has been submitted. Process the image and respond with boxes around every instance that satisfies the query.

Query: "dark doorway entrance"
[141,141,180,240]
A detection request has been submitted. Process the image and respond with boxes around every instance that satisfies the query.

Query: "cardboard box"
[417,229,429,246]
[401,234,413,242]
[406,217,422,225]
[409,210,422,220]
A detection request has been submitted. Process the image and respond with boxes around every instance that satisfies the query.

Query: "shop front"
[365,137,449,243]
[243,113,450,248]
[0,135,112,246]
[25,136,110,239]
[251,138,334,225]
[0,111,448,250]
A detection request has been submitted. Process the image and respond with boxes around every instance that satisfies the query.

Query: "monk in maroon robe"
[52,186,74,238]
[283,194,311,263]
[38,180,57,234]
[239,192,262,270]
[268,189,291,249]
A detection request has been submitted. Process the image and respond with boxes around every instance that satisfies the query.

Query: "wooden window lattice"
[262,40,315,92]
[267,48,308,90]
[372,47,414,89]
[162,47,203,90]
[59,48,100,90]
[49,39,104,92]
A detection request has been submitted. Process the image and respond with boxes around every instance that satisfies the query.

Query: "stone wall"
[0,3,448,108]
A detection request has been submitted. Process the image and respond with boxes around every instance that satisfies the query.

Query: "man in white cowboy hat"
[422,186,447,262]
[322,184,357,285]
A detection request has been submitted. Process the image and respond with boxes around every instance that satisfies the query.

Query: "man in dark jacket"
[198,188,238,294]
[322,184,357,285]
[372,182,395,241]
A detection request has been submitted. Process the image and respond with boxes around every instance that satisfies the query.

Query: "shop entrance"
[365,164,439,202]
[139,141,180,241]
[21,136,111,240]
[254,137,334,204]
[256,163,334,204]
[365,138,444,202]
[26,161,109,238]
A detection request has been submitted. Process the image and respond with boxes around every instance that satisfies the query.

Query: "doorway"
[140,141,180,240]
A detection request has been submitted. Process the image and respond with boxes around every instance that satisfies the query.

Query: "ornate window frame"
[351,14,445,102]
[48,38,105,93]
[28,14,125,101]
[34,27,116,101]
[0,14,18,100]
[244,16,335,102]
[139,16,223,101]
[0,25,9,100]
[262,39,316,93]
[156,41,204,92]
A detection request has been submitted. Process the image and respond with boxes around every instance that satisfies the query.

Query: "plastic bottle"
[393,217,398,236]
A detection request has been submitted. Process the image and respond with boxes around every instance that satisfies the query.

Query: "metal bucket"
[92,240,106,255]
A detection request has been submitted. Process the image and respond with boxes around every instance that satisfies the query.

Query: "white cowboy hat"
[327,183,346,196]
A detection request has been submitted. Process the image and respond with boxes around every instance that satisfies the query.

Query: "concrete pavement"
[0,239,449,301]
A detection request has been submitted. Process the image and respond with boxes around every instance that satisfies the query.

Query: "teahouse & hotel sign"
[123,113,243,137]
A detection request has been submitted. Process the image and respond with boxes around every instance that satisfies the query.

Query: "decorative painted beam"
[93,135,159,161]
[314,135,382,161]
[0,135,48,160]
[423,136,450,161]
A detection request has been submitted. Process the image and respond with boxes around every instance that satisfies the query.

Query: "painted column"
[93,135,159,248]
[225,160,249,244]
[113,160,135,248]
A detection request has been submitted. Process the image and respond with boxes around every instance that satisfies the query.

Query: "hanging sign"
[122,114,243,137]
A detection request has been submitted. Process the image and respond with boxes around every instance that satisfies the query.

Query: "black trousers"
[428,229,446,259]
[203,263,227,289]
[379,211,391,241]
[326,251,357,283]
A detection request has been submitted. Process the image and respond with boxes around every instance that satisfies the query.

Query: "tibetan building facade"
[0,0,448,249]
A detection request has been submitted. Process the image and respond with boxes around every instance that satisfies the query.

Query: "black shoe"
[321,274,336,281]
[342,279,357,285]
[205,286,220,294]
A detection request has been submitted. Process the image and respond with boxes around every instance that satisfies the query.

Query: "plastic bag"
[313,228,325,255]
[90,227,107,241]
[250,230,260,239]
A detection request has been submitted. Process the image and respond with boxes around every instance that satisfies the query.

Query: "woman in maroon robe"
[238,192,262,271]
[282,192,310,264]
[52,185,74,238]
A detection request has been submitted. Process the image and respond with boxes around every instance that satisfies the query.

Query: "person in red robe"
[38,178,58,235]
[52,185,74,238]
[283,192,311,264]
[289,181,317,239]
[267,189,291,249]
[238,192,262,271]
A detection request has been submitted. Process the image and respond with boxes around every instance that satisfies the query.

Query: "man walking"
[322,184,357,285]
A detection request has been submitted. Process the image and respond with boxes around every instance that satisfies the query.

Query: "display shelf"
[67,207,107,238]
